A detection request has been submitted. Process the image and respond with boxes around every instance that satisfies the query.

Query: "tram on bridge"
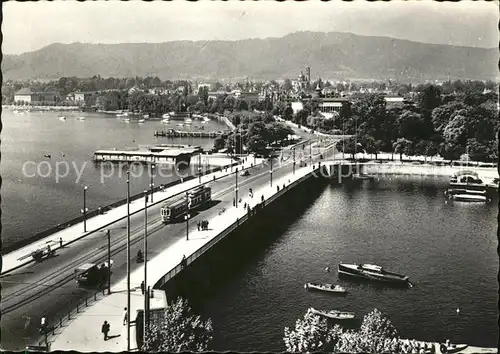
[161,185,211,223]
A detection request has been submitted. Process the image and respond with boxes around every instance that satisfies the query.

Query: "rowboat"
[304,283,346,293]
[439,342,468,353]
[310,307,355,320]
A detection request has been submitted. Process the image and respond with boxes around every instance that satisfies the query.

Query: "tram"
[161,185,211,223]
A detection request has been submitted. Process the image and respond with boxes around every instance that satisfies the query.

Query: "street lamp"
[235,168,239,208]
[184,191,190,240]
[99,227,126,295]
[198,153,202,184]
[126,171,131,351]
[293,148,296,175]
[310,141,312,166]
[150,164,155,203]
[143,191,148,340]
[81,186,88,233]
[270,152,273,187]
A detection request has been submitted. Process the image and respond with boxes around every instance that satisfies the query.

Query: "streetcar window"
[166,209,171,216]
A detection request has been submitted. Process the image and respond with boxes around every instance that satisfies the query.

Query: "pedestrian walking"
[59,237,63,248]
[197,221,200,231]
[146,194,149,203]
[141,281,145,295]
[102,320,110,341]
[40,316,47,334]
[123,307,127,326]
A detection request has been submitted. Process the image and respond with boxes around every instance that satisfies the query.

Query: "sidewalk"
[1,159,260,275]
[49,162,318,352]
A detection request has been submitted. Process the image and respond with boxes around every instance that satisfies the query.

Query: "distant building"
[14,88,60,104]
[318,98,348,114]
[74,92,94,102]
[240,91,259,104]
[149,87,168,95]
[291,101,304,114]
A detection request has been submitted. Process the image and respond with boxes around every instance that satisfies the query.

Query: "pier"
[154,129,224,138]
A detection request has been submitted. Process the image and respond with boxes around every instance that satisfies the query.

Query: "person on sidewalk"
[123,308,127,326]
[197,221,200,231]
[101,321,110,341]
[59,237,63,248]
[141,281,145,295]
[40,317,47,334]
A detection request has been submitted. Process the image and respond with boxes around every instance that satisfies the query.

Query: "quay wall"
[155,167,328,303]
[0,163,238,255]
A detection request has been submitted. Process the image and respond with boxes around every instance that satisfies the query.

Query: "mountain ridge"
[2,31,497,81]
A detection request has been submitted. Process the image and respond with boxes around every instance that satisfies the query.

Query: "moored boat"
[338,263,411,286]
[138,119,145,123]
[304,282,347,293]
[310,307,355,320]
[439,342,468,354]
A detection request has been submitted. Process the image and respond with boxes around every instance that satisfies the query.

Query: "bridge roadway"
[0,140,335,351]
[47,143,332,352]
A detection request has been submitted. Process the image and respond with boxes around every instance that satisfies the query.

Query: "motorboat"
[445,171,491,202]
[439,342,468,353]
[450,193,487,202]
[304,283,346,294]
[309,308,355,320]
[338,263,412,286]
[138,119,145,123]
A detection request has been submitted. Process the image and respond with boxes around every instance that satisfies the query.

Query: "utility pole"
[150,164,155,203]
[270,151,273,187]
[143,191,148,341]
[107,230,111,295]
[126,171,131,351]
[185,191,190,240]
[82,186,88,232]
[293,148,296,175]
[198,153,202,184]
[235,168,239,208]
[310,141,312,166]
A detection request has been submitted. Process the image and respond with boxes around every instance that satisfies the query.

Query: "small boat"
[439,342,468,353]
[177,123,184,127]
[59,116,66,121]
[310,307,355,320]
[162,119,170,124]
[304,283,347,293]
[77,116,85,121]
[162,113,170,119]
[138,119,145,123]
[185,118,193,124]
[338,263,412,286]
[44,154,51,159]
[450,193,487,202]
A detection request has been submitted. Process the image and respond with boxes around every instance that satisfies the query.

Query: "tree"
[283,79,293,92]
[440,142,464,162]
[397,110,425,141]
[142,297,212,352]
[392,138,413,161]
[282,105,294,121]
[283,308,342,352]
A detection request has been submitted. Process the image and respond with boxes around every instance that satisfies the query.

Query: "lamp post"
[310,141,312,166]
[99,227,125,295]
[185,191,190,240]
[235,168,239,208]
[143,190,148,340]
[81,186,88,232]
[126,171,131,351]
[198,153,202,184]
[150,164,155,203]
[270,152,273,187]
[293,147,296,175]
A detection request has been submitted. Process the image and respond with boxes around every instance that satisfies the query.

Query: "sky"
[2,0,499,55]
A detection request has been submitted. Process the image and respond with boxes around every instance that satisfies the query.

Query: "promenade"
[1,159,259,276]
[49,154,323,351]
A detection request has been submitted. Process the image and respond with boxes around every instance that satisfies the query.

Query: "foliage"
[393,138,413,160]
[284,309,405,354]
[283,308,342,352]
[142,297,213,352]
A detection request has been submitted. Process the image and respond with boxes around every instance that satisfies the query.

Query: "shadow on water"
[161,177,328,312]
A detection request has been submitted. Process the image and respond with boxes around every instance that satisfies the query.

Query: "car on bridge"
[75,262,111,288]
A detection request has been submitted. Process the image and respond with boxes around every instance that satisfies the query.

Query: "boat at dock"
[310,307,355,320]
[439,342,468,354]
[445,171,493,202]
[138,119,145,123]
[353,173,376,181]
[338,263,412,286]
[77,116,85,121]
[304,283,347,293]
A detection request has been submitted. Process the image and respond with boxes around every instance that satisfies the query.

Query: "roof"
[15,88,33,95]
[76,263,96,271]
[94,149,192,157]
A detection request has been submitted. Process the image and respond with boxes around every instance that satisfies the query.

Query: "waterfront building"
[14,88,61,104]
[93,144,202,165]
[74,92,94,102]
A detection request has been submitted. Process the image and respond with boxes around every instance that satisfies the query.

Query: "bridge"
[0,134,342,352]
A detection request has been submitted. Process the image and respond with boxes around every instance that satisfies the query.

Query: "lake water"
[0,110,227,248]
[197,177,498,351]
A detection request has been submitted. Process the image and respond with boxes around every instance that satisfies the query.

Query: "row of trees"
[283,85,498,162]
[213,110,294,155]
[143,298,415,354]
[284,308,418,353]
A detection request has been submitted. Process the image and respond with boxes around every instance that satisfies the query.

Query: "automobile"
[75,262,112,287]
[240,170,250,177]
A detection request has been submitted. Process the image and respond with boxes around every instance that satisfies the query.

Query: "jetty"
[154,129,225,138]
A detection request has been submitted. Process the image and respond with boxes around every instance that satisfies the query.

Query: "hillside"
[2,31,498,81]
